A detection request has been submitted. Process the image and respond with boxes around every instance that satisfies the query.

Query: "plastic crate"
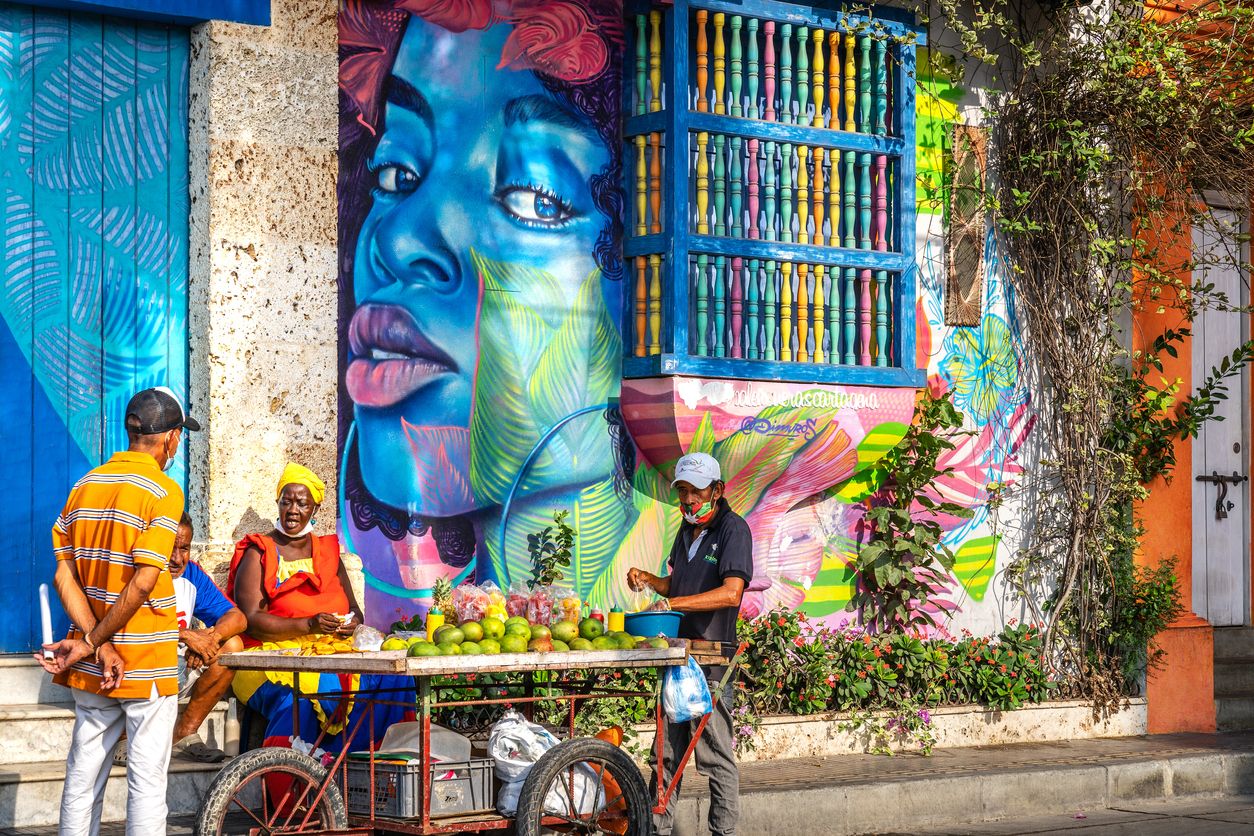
[344,757,495,819]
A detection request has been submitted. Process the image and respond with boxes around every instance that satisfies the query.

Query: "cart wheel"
[515,737,651,836]
[194,747,348,836]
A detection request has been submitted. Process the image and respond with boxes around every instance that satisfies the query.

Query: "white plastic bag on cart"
[662,656,713,723]
[488,709,603,817]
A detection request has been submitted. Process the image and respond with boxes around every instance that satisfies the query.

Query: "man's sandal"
[172,733,228,763]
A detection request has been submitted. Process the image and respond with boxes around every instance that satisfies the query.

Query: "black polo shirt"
[666,497,754,646]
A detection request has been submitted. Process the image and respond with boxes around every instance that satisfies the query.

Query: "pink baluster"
[764,21,776,122]
[747,138,760,239]
[873,155,887,251]
[731,257,744,358]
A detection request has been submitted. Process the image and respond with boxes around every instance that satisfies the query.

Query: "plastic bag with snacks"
[506,581,531,618]
[350,623,385,652]
[525,586,554,626]
[551,586,582,625]
[452,582,489,624]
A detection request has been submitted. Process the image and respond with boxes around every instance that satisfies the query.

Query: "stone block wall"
[186,0,340,579]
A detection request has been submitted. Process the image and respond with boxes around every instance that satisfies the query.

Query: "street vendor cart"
[196,640,740,836]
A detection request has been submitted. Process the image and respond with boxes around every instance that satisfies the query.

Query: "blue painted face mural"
[339,0,627,609]
[349,17,615,517]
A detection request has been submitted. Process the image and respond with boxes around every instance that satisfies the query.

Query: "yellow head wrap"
[277,462,325,505]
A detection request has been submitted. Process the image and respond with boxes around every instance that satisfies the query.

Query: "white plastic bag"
[488,709,561,814]
[350,623,384,651]
[662,656,714,723]
[487,709,604,817]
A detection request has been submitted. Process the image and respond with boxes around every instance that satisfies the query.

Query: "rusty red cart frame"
[198,640,743,836]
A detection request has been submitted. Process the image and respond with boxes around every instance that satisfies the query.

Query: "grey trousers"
[650,672,739,836]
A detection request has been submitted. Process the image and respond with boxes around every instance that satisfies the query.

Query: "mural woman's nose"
[373,198,462,293]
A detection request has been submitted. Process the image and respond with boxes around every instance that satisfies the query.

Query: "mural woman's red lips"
[346,304,456,408]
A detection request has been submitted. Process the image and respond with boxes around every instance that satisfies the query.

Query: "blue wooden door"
[0,5,189,653]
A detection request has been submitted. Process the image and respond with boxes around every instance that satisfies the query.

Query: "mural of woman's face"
[348,17,614,518]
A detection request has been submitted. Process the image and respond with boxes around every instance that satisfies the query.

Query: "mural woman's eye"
[497,186,576,227]
[374,164,421,195]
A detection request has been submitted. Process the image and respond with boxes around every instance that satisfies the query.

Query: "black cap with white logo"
[125,387,202,434]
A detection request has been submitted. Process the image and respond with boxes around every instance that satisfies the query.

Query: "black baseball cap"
[125,387,202,434]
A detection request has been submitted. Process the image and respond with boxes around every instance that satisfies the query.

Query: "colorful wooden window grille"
[624,0,925,386]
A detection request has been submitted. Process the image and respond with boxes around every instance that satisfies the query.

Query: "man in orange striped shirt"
[37,387,200,836]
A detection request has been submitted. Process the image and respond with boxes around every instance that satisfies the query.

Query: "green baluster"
[696,255,709,356]
[730,136,744,237]
[859,34,871,133]
[796,26,810,126]
[764,259,778,361]
[635,15,647,116]
[842,267,856,364]
[779,23,793,124]
[713,134,727,236]
[859,152,871,250]
[827,262,840,363]
[747,19,760,119]
[713,255,727,357]
[730,16,743,117]
[746,257,760,359]
[842,150,855,249]
[780,143,793,243]
[874,37,887,135]
[875,270,889,366]
[763,141,777,241]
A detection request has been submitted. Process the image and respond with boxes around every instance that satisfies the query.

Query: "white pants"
[59,686,177,836]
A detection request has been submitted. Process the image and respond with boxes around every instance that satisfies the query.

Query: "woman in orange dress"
[229,463,413,759]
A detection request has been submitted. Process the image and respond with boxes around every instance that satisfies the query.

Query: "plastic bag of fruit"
[525,586,554,626]
[506,581,531,618]
[549,586,581,625]
[452,582,490,624]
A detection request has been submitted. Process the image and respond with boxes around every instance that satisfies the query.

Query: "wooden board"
[219,643,689,677]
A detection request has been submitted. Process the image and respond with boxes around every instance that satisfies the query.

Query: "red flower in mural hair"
[499,0,609,82]
[397,0,498,32]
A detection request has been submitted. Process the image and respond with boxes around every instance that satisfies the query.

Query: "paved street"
[905,795,1254,835]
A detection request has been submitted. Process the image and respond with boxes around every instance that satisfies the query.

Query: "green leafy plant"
[733,610,1054,756]
[527,510,576,590]
[847,391,974,633]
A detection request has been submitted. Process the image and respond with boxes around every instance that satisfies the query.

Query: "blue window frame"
[622,0,926,387]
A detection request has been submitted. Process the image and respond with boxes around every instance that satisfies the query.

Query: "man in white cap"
[627,451,752,836]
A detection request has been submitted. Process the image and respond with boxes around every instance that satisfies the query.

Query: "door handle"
[1196,471,1248,520]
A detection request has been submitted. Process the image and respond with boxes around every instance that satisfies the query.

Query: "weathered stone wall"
[186,0,340,579]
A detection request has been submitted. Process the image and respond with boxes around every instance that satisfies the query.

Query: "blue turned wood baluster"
[779,23,793,124]
[779,142,793,243]
[763,141,777,241]
[730,135,744,237]
[713,255,727,357]
[747,18,760,119]
[746,257,760,359]
[763,258,778,361]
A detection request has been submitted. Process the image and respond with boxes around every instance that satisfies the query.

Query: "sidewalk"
[3,732,1252,835]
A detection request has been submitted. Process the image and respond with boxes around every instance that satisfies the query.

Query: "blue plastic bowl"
[624,610,683,638]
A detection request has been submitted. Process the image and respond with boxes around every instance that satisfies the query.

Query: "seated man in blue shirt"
[170,513,247,762]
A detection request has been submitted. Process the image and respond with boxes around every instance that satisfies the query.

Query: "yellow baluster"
[828,33,840,130]
[649,133,663,234]
[812,29,825,127]
[634,136,647,236]
[797,145,810,245]
[696,132,710,234]
[649,11,663,113]
[813,147,825,246]
[696,10,709,112]
[797,263,810,363]
[781,261,794,362]
[713,12,727,114]
[814,265,826,363]
[635,257,647,357]
[648,255,663,354]
[843,32,856,132]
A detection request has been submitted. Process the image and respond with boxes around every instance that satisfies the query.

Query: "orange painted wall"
[1132,201,1217,733]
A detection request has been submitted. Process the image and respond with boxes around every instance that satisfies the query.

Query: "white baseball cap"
[671,452,722,489]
